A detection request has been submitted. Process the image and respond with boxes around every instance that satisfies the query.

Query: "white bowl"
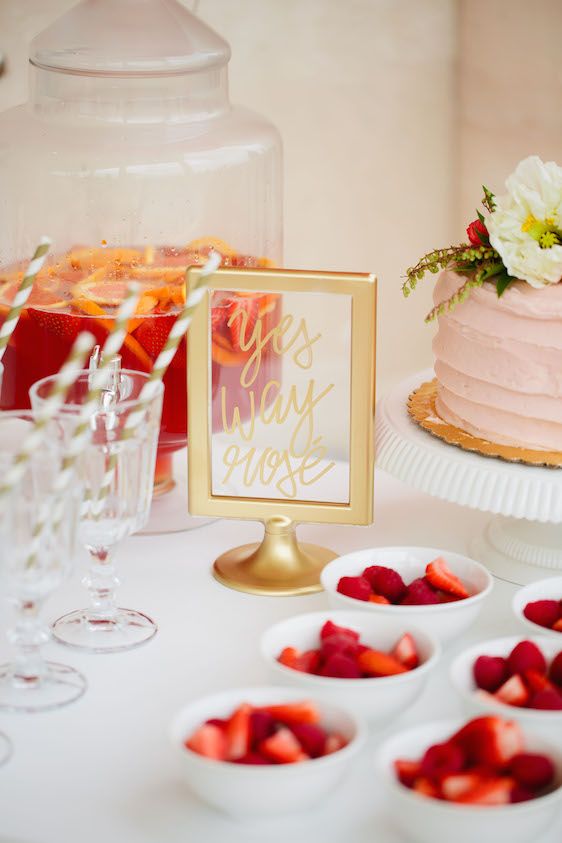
[375,718,562,843]
[513,577,562,638]
[260,610,440,724]
[170,685,366,818]
[320,546,493,645]
[450,635,562,739]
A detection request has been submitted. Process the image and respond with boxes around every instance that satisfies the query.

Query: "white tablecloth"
[1,469,561,843]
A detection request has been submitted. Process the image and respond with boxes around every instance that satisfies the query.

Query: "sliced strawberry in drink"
[392,633,419,670]
[261,701,320,725]
[185,724,227,760]
[227,296,259,351]
[133,313,176,361]
[27,308,84,344]
[225,703,252,761]
[425,557,469,599]
[494,674,530,707]
[259,727,308,764]
[357,648,409,677]
[394,758,422,788]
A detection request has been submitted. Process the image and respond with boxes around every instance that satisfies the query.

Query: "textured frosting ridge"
[432,270,562,451]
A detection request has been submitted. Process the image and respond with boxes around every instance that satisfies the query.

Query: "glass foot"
[0,732,12,764]
[52,608,157,653]
[0,662,87,712]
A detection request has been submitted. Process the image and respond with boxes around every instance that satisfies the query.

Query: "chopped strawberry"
[494,674,530,708]
[205,717,228,729]
[392,633,419,670]
[531,687,562,710]
[400,577,440,605]
[259,727,308,764]
[357,648,409,677]
[249,711,276,747]
[336,575,372,602]
[548,651,562,686]
[262,701,320,725]
[510,784,535,803]
[394,758,422,788]
[319,653,362,679]
[321,632,359,660]
[278,647,300,669]
[363,565,406,603]
[507,640,547,677]
[324,733,347,755]
[277,647,321,674]
[509,753,555,791]
[425,557,469,599]
[452,717,524,768]
[227,296,259,351]
[225,703,252,760]
[185,724,227,760]
[441,772,484,801]
[456,776,514,805]
[553,618,562,632]
[523,599,560,629]
[289,722,327,758]
[413,777,441,799]
[369,593,391,604]
[524,668,557,694]
[320,620,360,643]
[473,655,509,693]
[420,742,465,783]
[233,752,270,765]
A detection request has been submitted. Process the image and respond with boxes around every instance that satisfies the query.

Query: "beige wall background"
[0,0,560,395]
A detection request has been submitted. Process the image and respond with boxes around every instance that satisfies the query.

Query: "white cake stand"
[375,370,562,585]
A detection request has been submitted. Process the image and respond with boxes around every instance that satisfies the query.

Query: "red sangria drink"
[0,237,280,494]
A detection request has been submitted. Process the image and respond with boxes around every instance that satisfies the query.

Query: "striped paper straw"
[90,250,221,516]
[27,282,143,552]
[0,330,95,502]
[0,237,51,363]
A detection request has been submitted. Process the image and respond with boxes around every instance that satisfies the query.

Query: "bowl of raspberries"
[451,637,562,729]
[513,577,562,637]
[320,546,492,644]
[170,686,365,817]
[376,715,562,843]
[260,611,440,722]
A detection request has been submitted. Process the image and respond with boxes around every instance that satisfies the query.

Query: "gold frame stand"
[212,516,337,596]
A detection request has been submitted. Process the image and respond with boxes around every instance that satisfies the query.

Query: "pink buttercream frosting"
[432,270,562,451]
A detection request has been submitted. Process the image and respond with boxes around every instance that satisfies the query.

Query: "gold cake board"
[408,379,562,469]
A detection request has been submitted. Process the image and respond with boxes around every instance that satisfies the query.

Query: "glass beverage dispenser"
[0,0,282,530]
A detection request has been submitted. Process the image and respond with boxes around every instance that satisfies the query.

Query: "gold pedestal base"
[213,516,336,596]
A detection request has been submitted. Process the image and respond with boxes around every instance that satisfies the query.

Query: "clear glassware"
[0,0,282,533]
[30,370,163,652]
[0,411,86,712]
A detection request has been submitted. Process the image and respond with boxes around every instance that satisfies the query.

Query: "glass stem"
[84,547,120,622]
[7,599,49,687]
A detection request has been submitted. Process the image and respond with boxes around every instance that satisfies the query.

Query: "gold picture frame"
[187,266,376,594]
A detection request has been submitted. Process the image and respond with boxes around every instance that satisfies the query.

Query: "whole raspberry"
[509,753,555,791]
[363,565,406,603]
[336,575,371,602]
[473,655,508,693]
[401,577,440,605]
[420,742,465,783]
[531,688,562,710]
[549,651,562,686]
[523,599,560,629]
[507,640,547,677]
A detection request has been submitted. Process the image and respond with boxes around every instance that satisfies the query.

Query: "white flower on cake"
[487,155,562,287]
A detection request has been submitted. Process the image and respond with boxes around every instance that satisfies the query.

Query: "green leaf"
[496,272,513,297]
[477,210,485,223]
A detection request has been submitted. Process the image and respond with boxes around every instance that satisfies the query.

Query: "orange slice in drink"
[0,279,67,310]
[67,246,143,270]
[71,297,153,371]
[186,236,236,257]
[71,269,136,307]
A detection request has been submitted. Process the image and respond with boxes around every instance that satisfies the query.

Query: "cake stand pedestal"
[376,370,562,585]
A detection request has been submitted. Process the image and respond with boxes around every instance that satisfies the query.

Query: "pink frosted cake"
[405,155,562,454]
[432,271,562,452]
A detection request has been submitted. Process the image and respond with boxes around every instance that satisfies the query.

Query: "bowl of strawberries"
[260,611,440,723]
[376,715,562,843]
[320,546,492,644]
[170,686,365,817]
[513,577,562,638]
[450,637,562,732]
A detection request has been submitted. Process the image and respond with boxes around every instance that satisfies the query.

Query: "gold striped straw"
[90,250,221,516]
[0,330,95,502]
[25,283,143,563]
[0,237,51,363]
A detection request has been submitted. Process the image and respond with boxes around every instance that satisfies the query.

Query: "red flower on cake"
[466,218,489,246]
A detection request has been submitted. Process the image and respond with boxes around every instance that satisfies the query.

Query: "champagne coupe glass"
[30,370,163,653]
[0,411,86,712]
